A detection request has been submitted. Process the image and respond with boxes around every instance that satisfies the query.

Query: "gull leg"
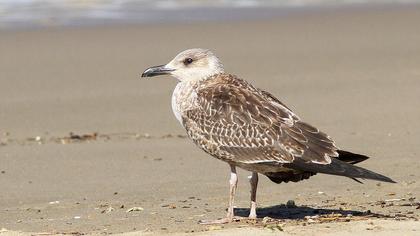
[248,172,258,219]
[199,164,238,224]
[226,164,238,220]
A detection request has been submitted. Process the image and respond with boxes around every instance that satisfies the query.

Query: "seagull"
[141,48,395,224]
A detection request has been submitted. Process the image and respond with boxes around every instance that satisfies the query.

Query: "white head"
[141,48,224,81]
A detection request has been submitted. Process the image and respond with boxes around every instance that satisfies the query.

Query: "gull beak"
[141,64,175,78]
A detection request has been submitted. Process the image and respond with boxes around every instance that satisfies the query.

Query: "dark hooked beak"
[141,65,175,78]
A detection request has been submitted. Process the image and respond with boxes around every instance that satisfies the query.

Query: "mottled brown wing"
[182,76,338,165]
[260,89,339,164]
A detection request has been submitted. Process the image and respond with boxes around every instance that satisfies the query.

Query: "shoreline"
[1,2,420,31]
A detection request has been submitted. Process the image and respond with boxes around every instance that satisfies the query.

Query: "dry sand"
[1,4,420,236]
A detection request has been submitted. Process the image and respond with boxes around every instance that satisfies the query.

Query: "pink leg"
[248,172,258,219]
[199,164,239,224]
[226,165,238,219]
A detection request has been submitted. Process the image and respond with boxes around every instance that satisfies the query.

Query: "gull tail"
[285,150,396,183]
[335,150,369,164]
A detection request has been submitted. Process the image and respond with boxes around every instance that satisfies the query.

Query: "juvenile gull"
[141,48,395,224]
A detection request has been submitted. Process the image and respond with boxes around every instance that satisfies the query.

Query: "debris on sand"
[26,136,44,144]
[57,132,98,144]
[101,206,115,214]
[70,132,97,140]
[385,198,405,202]
[126,207,144,213]
[239,204,420,229]
[4,132,189,146]
[264,223,284,231]
[161,204,177,209]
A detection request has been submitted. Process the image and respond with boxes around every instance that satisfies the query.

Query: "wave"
[1,0,419,30]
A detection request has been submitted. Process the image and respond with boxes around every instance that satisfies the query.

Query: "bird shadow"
[234,204,385,220]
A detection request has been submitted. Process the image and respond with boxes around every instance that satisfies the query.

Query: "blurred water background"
[0,0,419,30]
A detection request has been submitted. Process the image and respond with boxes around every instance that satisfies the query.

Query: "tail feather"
[336,150,369,164]
[284,151,396,183]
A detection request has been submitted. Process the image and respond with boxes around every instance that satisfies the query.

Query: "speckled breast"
[171,81,199,125]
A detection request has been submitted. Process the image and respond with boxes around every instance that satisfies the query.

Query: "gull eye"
[183,57,193,65]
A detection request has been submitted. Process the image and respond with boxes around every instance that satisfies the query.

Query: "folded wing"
[182,74,338,165]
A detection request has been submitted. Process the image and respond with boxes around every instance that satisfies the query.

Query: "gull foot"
[248,213,257,220]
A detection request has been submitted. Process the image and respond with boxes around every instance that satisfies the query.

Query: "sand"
[1,4,420,236]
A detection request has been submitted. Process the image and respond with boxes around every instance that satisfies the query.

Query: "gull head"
[141,48,224,81]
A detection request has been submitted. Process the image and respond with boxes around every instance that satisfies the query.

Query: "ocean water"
[0,0,419,30]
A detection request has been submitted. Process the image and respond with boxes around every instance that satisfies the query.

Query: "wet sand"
[1,5,420,235]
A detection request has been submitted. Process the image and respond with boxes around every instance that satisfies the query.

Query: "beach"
[1,4,420,235]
